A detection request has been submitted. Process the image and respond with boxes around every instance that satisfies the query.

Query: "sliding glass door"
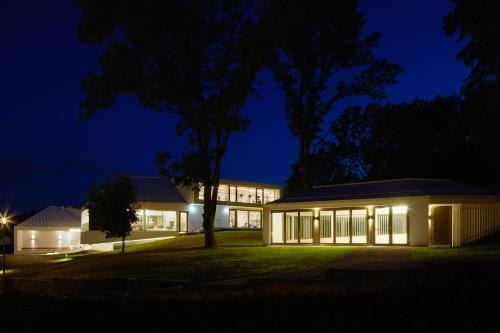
[392,206,408,244]
[285,212,299,243]
[351,209,367,244]
[319,211,334,243]
[335,210,350,244]
[375,206,408,245]
[299,211,313,243]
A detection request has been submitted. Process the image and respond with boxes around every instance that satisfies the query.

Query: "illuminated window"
[392,206,408,244]
[217,185,229,201]
[299,211,313,243]
[351,209,367,244]
[272,212,284,243]
[320,211,334,243]
[249,211,261,228]
[285,212,299,243]
[335,210,350,244]
[375,207,390,244]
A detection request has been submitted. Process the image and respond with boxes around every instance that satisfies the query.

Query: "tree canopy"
[269,0,401,191]
[86,175,138,254]
[76,0,270,247]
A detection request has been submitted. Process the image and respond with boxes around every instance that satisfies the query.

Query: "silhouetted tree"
[76,0,269,248]
[86,175,137,254]
[445,0,500,185]
[331,96,481,180]
[269,0,401,191]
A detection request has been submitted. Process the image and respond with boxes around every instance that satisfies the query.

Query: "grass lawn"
[411,232,500,260]
[25,231,357,283]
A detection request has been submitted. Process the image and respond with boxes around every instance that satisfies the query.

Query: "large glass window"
[272,212,284,243]
[133,209,145,231]
[256,189,263,204]
[300,212,313,243]
[336,210,350,244]
[229,209,261,228]
[237,210,249,228]
[392,206,408,244]
[237,187,249,203]
[198,183,279,205]
[375,207,390,244]
[163,211,177,231]
[146,210,164,230]
[217,185,229,201]
[249,211,262,228]
[351,209,367,244]
[263,189,276,203]
[134,210,180,231]
[285,212,299,243]
[320,211,334,243]
[229,186,237,202]
[229,210,236,228]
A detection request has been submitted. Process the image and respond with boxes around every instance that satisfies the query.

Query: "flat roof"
[219,179,281,189]
[271,178,495,204]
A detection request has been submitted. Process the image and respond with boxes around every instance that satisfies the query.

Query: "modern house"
[81,176,281,248]
[14,206,81,253]
[263,178,500,247]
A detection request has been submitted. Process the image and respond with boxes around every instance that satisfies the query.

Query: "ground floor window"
[375,206,408,245]
[272,212,284,243]
[229,209,262,228]
[319,209,367,244]
[271,207,412,245]
[133,210,187,232]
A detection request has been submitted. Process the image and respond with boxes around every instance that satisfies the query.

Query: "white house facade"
[14,206,81,254]
[263,179,500,247]
[80,176,281,247]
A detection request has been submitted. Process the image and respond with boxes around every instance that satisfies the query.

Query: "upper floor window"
[198,184,279,204]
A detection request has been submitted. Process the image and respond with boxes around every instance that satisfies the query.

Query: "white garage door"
[21,230,76,249]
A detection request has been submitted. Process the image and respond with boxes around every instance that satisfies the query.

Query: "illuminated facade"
[13,206,81,253]
[80,177,281,248]
[264,179,500,247]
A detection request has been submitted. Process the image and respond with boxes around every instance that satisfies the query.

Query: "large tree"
[327,95,492,183]
[86,175,138,254]
[76,0,269,247]
[444,0,500,185]
[269,0,401,191]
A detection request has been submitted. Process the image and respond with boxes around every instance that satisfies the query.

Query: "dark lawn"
[19,231,357,283]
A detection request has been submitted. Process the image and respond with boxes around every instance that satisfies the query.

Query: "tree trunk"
[121,236,125,254]
[300,139,311,190]
[203,183,218,248]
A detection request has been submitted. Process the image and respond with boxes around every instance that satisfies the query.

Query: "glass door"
[375,207,390,244]
[299,212,313,244]
[285,212,299,243]
[335,210,350,244]
[351,209,367,244]
[179,212,188,232]
[319,211,334,243]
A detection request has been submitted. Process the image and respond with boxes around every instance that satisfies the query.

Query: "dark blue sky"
[1,0,467,212]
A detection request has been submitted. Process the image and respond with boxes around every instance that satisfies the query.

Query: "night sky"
[1,0,468,212]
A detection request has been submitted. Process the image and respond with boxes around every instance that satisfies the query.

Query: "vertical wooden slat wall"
[457,203,500,246]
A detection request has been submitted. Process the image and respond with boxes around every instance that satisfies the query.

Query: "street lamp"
[1,216,8,279]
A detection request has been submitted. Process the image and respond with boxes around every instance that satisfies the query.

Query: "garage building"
[14,206,81,253]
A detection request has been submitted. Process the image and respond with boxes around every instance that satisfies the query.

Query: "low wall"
[81,230,178,244]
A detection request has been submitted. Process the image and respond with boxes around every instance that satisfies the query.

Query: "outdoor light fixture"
[1,214,10,279]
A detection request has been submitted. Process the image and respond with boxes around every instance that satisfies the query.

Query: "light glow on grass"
[25,231,360,283]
